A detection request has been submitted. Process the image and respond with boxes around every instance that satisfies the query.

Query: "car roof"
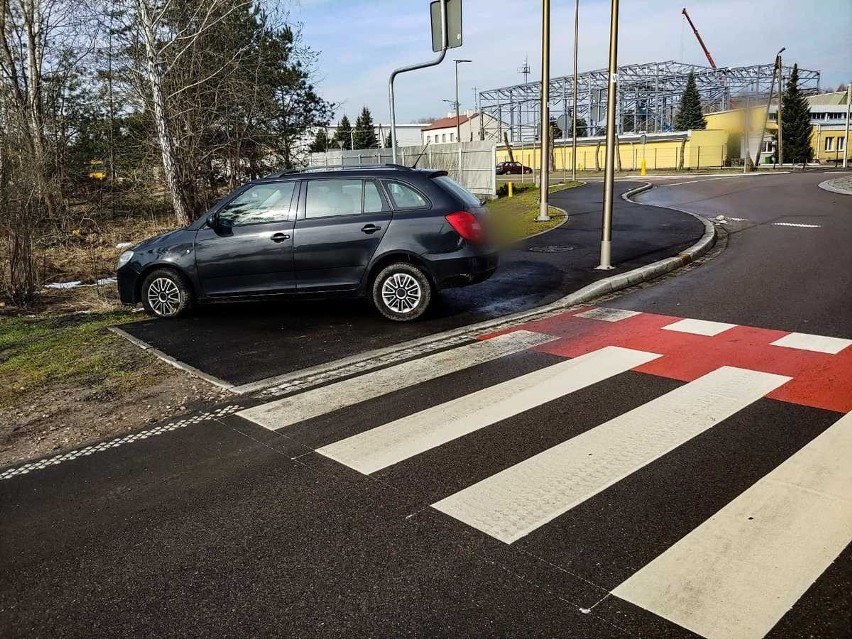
[258,165,447,182]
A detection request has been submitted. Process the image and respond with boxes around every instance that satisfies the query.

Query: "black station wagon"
[116,165,498,321]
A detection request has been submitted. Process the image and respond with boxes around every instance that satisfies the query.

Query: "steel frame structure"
[479,60,820,141]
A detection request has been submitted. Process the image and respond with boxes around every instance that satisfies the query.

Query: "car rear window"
[433,175,481,209]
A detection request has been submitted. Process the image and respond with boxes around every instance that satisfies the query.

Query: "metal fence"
[308,141,497,196]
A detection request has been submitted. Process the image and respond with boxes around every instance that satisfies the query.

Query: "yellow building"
[497,129,729,172]
[704,91,849,165]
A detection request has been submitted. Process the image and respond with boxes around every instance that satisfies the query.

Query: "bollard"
[508,181,514,198]
[640,159,647,176]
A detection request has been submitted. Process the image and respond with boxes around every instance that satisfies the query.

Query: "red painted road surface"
[483,307,852,414]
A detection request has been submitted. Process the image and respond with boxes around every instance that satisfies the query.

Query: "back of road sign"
[431,0,462,52]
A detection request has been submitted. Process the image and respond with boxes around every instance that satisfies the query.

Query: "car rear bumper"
[426,250,499,289]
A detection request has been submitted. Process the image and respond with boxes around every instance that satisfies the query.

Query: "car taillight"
[445,211,483,243]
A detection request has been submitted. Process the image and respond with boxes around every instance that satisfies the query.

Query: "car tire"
[141,268,194,318]
[371,262,432,322]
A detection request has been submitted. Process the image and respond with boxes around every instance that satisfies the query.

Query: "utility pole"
[596,0,619,270]
[776,51,784,166]
[755,48,784,168]
[843,83,851,168]
[536,0,551,222]
[571,0,579,182]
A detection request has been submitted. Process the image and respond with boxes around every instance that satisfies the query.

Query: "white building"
[421,112,502,145]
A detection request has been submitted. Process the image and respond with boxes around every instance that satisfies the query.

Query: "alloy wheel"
[380,272,422,314]
[147,277,182,316]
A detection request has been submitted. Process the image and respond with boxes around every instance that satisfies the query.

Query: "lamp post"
[596,0,619,270]
[843,83,851,168]
[776,49,785,166]
[454,59,472,143]
[536,0,551,222]
[571,0,579,182]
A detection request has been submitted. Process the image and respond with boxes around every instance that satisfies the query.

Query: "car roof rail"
[265,164,415,178]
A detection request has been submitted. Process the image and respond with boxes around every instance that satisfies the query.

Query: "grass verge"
[487,181,581,243]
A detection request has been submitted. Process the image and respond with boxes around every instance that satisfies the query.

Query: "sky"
[291,0,852,124]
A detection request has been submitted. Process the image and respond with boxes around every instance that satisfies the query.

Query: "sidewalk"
[115,181,707,389]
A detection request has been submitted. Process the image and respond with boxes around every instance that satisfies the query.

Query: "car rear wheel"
[372,263,432,322]
[141,268,194,318]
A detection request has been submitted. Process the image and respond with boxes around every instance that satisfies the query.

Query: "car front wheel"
[141,268,194,318]
[372,263,432,322]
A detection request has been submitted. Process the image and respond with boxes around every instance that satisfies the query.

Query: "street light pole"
[454,59,472,143]
[843,83,851,168]
[571,0,579,182]
[536,0,551,222]
[596,0,619,270]
[776,51,784,166]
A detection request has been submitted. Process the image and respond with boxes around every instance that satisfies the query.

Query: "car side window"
[364,181,386,213]
[385,181,429,209]
[305,179,363,218]
[218,182,296,226]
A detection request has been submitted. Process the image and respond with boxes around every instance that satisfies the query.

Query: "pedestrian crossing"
[237,306,852,639]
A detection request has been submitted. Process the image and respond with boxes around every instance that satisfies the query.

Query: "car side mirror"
[206,213,219,229]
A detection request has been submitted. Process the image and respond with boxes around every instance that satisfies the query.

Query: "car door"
[194,181,297,296]
[294,178,392,291]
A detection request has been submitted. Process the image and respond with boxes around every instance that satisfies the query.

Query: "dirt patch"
[0,287,231,468]
[0,335,230,468]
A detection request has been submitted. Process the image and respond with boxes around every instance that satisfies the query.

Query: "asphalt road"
[622,171,852,335]
[2,172,849,638]
[119,181,703,386]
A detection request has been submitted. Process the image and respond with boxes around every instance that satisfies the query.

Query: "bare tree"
[0,0,88,302]
[113,0,252,225]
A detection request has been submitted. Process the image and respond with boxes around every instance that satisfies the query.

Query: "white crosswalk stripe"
[612,410,852,639]
[317,346,660,474]
[237,330,556,431]
[432,366,790,544]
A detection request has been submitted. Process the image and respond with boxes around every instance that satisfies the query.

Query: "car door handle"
[361,224,382,234]
[270,233,291,243]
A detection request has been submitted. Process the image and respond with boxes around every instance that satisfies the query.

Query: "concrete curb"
[109,326,236,391]
[234,183,717,397]
[817,177,852,196]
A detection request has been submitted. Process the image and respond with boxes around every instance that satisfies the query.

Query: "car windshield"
[433,175,481,209]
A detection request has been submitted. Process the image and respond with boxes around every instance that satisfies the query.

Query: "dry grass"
[40,192,179,286]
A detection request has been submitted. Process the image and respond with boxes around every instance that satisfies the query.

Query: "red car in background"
[495,161,533,175]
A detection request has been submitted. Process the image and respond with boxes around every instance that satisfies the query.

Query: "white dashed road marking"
[575,308,642,322]
[662,318,738,336]
[770,332,852,355]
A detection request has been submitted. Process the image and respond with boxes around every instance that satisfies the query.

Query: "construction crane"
[681,7,717,69]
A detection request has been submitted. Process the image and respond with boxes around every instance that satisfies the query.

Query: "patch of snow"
[116,242,134,249]
[44,277,117,290]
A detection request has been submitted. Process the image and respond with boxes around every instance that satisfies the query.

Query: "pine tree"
[674,72,706,131]
[384,133,392,148]
[332,115,353,150]
[781,64,814,165]
[308,128,330,153]
[571,117,588,137]
[353,107,378,149]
